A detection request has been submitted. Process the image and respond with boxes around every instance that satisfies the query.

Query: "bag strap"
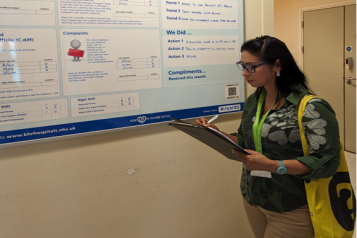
[297,95,319,156]
[298,95,344,156]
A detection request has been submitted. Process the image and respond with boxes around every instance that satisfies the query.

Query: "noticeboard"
[0,0,245,147]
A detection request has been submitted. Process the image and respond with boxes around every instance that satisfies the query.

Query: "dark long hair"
[241,36,312,99]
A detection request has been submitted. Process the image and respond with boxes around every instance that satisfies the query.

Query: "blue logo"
[346,46,352,52]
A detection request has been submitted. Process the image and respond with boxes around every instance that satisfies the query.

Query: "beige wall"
[274,0,356,67]
[245,0,274,96]
[0,1,274,238]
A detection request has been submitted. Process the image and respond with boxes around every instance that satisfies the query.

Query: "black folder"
[169,118,249,162]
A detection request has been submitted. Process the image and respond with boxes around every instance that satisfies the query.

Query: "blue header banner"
[0,103,244,146]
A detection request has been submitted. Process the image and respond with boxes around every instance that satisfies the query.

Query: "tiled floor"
[344,151,356,238]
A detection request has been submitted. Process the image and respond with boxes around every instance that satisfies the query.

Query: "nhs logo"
[219,104,241,113]
[137,116,147,124]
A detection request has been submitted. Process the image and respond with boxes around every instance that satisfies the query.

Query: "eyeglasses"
[236,61,272,73]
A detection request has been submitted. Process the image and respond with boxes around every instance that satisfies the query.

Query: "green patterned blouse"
[233,87,340,212]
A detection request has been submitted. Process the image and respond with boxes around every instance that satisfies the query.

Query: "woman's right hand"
[195,117,208,125]
[194,117,220,131]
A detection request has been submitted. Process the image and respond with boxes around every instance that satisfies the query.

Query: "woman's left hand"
[232,149,277,172]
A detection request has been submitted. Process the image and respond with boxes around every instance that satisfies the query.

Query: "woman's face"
[240,51,278,88]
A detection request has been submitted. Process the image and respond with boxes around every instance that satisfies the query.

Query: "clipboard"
[169,118,250,162]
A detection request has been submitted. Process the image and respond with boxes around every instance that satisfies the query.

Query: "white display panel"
[0,99,68,125]
[0,0,245,147]
[0,28,60,100]
[71,93,140,117]
[161,0,239,29]
[60,29,162,95]
[0,0,55,26]
[58,0,159,27]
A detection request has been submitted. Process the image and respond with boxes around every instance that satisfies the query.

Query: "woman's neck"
[264,84,278,102]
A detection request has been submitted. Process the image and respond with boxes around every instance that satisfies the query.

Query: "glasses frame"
[236,61,273,73]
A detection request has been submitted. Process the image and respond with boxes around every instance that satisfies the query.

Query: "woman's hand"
[231,149,278,172]
[194,117,220,131]
[195,117,208,125]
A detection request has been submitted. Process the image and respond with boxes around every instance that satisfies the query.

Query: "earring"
[277,71,281,77]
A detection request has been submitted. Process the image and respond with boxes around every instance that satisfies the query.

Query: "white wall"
[0,1,274,238]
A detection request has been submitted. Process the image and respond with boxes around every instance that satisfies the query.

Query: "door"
[344,5,356,153]
[303,7,344,146]
[303,6,356,153]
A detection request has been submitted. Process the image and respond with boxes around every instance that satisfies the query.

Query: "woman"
[195,36,340,238]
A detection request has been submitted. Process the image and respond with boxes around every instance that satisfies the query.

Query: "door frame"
[299,1,356,69]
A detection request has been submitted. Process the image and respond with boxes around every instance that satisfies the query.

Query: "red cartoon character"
[68,40,85,62]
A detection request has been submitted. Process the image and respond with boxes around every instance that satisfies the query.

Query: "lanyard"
[253,90,280,154]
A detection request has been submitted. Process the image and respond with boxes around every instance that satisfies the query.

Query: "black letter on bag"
[329,172,356,231]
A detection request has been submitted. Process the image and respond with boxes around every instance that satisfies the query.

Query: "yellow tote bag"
[298,95,356,238]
